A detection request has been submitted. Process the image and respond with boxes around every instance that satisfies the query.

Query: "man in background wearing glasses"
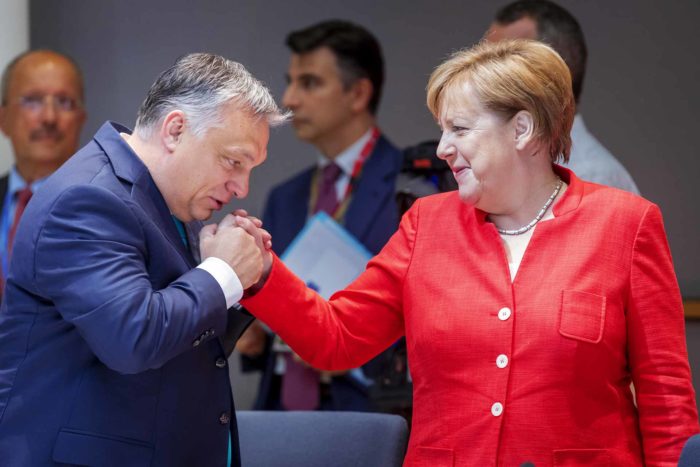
[0,50,86,293]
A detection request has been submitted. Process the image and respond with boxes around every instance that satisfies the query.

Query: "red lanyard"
[309,127,380,222]
[343,126,380,202]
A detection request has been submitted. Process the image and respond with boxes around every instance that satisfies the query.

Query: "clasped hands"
[199,209,272,290]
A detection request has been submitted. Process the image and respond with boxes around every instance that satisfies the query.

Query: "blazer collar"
[93,121,198,266]
[551,164,583,217]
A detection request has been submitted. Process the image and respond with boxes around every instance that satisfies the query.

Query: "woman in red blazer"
[241,39,699,466]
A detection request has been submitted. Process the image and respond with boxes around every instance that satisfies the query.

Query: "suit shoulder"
[581,181,652,215]
[375,135,403,170]
[267,166,315,199]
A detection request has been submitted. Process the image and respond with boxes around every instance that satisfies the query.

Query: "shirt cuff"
[197,257,243,309]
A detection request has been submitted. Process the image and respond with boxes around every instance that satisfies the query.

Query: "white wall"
[0,0,29,175]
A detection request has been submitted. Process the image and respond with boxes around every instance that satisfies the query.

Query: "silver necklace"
[495,178,563,236]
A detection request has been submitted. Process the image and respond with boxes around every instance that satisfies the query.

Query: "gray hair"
[134,53,288,139]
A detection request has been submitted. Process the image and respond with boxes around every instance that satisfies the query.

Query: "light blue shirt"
[564,115,640,194]
[1,167,48,276]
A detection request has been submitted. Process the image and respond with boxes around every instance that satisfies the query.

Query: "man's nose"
[227,177,249,199]
[39,98,59,123]
[282,86,298,109]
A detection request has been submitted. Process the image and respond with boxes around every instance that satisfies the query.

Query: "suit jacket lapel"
[94,121,194,267]
[343,136,399,242]
[186,221,203,264]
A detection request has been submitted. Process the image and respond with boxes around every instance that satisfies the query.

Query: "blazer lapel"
[94,121,193,267]
[185,221,203,264]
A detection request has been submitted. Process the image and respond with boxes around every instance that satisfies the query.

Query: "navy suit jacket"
[0,122,253,466]
[247,134,402,411]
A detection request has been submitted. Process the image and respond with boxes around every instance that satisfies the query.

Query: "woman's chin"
[457,186,480,207]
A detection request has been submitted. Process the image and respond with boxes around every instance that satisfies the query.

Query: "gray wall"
[29,0,700,409]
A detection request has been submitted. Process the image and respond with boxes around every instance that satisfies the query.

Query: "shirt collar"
[316,127,374,176]
[8,166,49,196]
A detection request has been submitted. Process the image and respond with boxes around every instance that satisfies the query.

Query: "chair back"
[237,410,408,467]
[679,433,700,466]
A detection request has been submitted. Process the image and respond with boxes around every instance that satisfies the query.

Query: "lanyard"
[308,127,380,222]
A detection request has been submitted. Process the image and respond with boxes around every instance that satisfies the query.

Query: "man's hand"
[199,215,262,289]
[231,209,274,286]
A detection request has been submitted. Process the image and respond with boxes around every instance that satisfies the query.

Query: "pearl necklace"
[495,178,563,236]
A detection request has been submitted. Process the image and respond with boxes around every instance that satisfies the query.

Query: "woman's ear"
[513,110,535,151]
[160,110,186,152]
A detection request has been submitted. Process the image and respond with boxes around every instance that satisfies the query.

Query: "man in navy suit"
[237,20,403,412]
[0,53,286,466]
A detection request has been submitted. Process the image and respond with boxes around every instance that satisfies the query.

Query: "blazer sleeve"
[33,184,229,374]
[626,203,699,465]
[241,198,421,371]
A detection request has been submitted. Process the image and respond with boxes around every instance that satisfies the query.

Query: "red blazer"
[243,168,698,466]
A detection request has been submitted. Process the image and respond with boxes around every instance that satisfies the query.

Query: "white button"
[491,402,503,417]
[496,354,508,368]
[498,307,511,321]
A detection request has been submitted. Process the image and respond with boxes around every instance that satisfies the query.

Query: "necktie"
[280,163,342,410]
[313,162,342,215]
[8,187,33,255]
[171,216,189,248]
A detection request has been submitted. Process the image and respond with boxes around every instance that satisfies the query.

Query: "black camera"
[396,140,456,215]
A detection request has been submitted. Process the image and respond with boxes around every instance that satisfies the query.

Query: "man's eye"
[19,95,44,110]
[452,126,469,133]
[55,96,78,111]
[300,77,318,89]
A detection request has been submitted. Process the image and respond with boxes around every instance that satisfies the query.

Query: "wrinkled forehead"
[7,55,83,98]
[436,78,483,122]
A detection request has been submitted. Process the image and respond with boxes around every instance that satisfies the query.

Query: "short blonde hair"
[427,39,575,163]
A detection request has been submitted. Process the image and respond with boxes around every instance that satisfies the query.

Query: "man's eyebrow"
[226,147,254,163]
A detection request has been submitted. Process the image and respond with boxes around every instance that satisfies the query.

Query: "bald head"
[0,50,86,182]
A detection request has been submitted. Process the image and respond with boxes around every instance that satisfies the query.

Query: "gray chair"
[236,410,409,467]
[679,433,700,466]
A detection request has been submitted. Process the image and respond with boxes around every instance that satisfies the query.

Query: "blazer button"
[215,357,227,368]
[496,354,508,369]
[219,412,230,425]
[491,402,504,417]
[498,307,512,321]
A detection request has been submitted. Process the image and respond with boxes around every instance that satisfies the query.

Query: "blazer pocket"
[52,428,153,467]
[559,290,606,343]
[553,448,610,466]
[409,446,454,467]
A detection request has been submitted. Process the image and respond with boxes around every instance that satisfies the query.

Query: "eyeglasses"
[16,94,82,113]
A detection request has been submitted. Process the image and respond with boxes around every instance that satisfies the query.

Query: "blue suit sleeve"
[33,184,228,374]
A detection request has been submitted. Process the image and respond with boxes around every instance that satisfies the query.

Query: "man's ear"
[0,105,8,137]
[513,110,535,151]
[160,110,186,152]
[350,78,373,113]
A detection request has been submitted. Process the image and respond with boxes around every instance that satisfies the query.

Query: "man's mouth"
[30,128,63,142]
